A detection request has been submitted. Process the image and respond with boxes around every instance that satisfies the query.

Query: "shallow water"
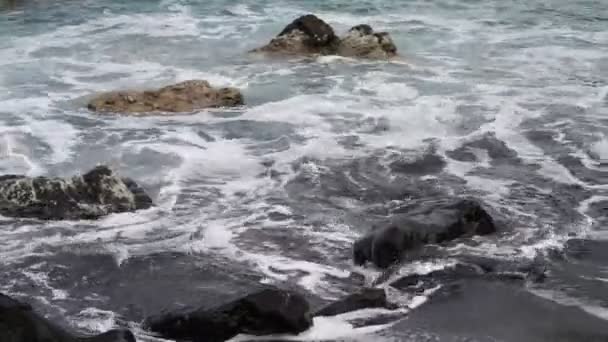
[0,0,607,341]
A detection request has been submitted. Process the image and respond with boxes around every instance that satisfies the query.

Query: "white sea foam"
[2,0,608,339]
[231,314,397,342]
[71,307,118,333]
[590,138,608,161]
[21,270,68,301]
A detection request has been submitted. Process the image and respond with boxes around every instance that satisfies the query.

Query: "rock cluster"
[84,15,399,117]
[255,14,398,59]
[0,13,561,342]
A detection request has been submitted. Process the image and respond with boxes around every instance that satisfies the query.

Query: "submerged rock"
[254,14,397,59]
[389,261,543,293]
[0,293,135,342]
[144,287,312,342]
[88,80,243,114]
[353,199,496,268]
[314,288,397,317]
[0,165,153,220]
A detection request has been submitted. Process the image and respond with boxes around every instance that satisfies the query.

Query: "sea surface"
[0,0,607,341]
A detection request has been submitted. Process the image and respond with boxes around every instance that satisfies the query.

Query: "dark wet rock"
[445,146,478,162]
[88,80,243,114]
[337,25,398,59]
[277,14,338,48]
[390,279,608,342]
[0,165,153,220]
[314,288,396,317]
[390,263,484,291]
[348,311,407,329]
[447,133,519,164]
[389,259,546,293]
[255,14,339,55]
[254,15,397,59]
[196,130,216,142]
[389,153,446,175]
[0,293,135,342]
[144,287,312,342]
[467,133,519,160]
[457,255,548,283]
[353,199,496,268]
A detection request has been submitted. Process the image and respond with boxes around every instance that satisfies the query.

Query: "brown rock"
[88,80,243,115]
[337,25,398,59]
[254,15,398,60]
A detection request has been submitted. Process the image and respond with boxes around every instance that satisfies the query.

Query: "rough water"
[0,0,606,341]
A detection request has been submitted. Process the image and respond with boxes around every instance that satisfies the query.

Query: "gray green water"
[0,0,607,341]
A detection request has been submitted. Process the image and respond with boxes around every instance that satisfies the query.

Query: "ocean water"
[0,0,606,341]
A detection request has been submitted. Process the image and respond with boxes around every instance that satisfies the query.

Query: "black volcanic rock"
[255,14,339,55]
[0,293,135,342]
[278,14,338,48]
[354,199,496,268]
[144,287,312,342]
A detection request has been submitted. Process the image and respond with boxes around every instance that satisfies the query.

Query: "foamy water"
[0,0,607,340]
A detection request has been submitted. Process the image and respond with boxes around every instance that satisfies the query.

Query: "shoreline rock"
[144,287,312,342]
[0,293,135,342]
[254,14,398,59]
[88,80,243,115]
[0,165,153,220]
[353,199,497,268]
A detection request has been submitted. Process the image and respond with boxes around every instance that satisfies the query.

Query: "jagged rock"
[144,287,312,342]
[88,80,243,115]
[0,293,135,342]
[314,288,397,317]
[337,25,397,59]
[254,15,397,59]
[353,199,496,268]
[255,14,340,55]
[0,165,153,220]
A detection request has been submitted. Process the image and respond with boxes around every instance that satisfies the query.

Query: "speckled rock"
[254,15,398,59]
[0,165,153,220]
[337,24,398,59]
[87,80,243,115]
